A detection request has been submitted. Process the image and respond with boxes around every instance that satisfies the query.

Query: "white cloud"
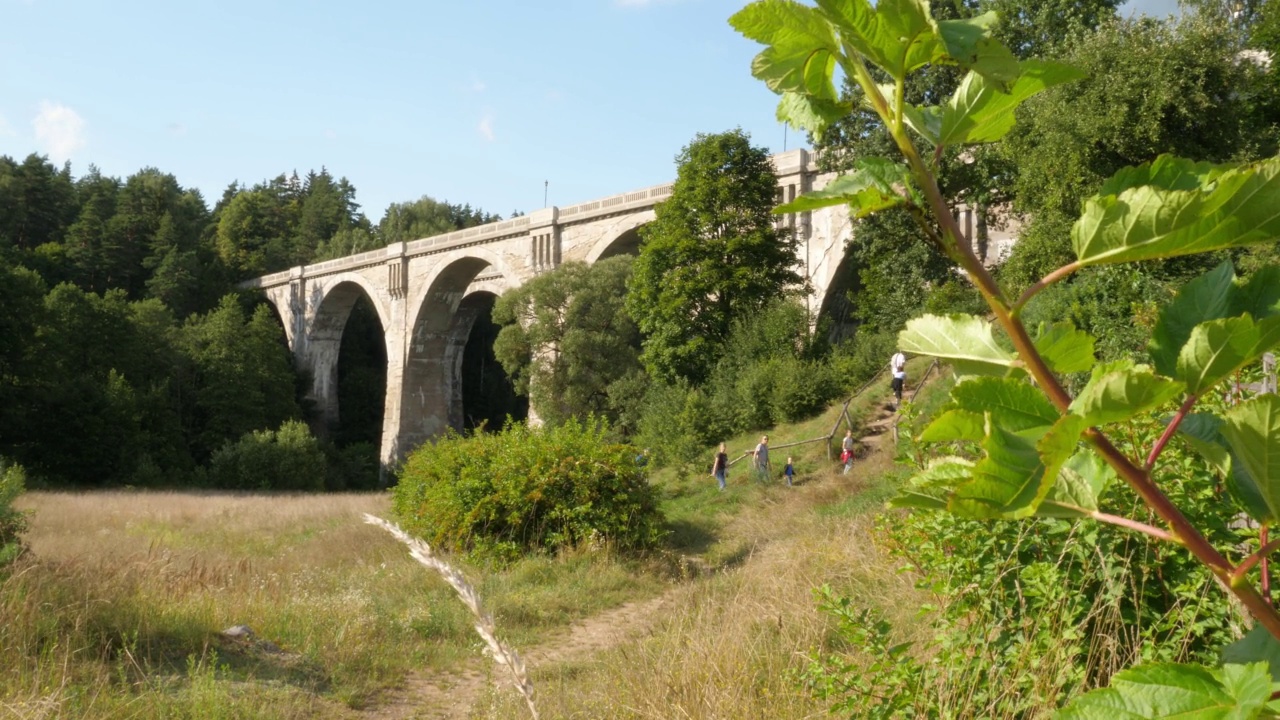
[33,101,86,162]
[471,78,487,93]
[478,113,495,142]
[324,129,338,140]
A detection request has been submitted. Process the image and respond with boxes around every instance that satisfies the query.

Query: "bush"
[204,420,326,491]
[0,459,28,568]
[392,418,664,559]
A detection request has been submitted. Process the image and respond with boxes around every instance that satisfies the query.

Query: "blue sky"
[0,0,1181,222]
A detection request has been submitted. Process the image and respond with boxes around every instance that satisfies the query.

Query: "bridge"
[244,149,996,468]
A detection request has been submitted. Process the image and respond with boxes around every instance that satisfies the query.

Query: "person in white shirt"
[890,351,906,409]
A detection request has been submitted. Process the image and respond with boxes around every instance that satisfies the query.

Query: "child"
[783,456,795,487]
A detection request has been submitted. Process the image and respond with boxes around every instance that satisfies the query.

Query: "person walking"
[753,435,771,482]
[841,429,855,474]
[711,442,729,491]
[890,350,907,410]
[783,456,795,487]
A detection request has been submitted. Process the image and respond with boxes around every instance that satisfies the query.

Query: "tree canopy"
[627,129,803,385]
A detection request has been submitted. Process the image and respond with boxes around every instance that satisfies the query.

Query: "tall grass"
[2,491,661,718]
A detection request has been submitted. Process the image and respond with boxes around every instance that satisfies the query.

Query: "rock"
[222,625,255,640]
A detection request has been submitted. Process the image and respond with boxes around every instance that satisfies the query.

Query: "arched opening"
[596,226,644,260]
[816,249,861,344]
[455,292,527,432]
[400,257,499,455]
[335,296,387,448]
[308,281,387,442]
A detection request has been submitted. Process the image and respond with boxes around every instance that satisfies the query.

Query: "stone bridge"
[245,149,982,468]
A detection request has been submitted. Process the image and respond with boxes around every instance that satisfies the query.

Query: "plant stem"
[1145,394,1199,471]
[1235,533,1280,585]
[853,43,1280,641]
[1264,526,1273,604]
[1086,431,1280,639]
[1089,511,1180,544]
[1012,262,1083,316]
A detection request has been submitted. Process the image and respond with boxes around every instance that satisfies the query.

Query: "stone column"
[379,243,410,481]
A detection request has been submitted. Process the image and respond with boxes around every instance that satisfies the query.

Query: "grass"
[1,360,945,719]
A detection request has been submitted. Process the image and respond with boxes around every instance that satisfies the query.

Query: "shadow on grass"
[664,517,718,554]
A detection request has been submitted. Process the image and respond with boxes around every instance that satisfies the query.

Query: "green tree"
[493,257,643,429]
[378,196,501,245]
[627,129,802,384]
[180,296,303,462]
[1000,15,1280,287]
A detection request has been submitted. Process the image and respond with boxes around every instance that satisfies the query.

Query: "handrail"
[721,357,939,470]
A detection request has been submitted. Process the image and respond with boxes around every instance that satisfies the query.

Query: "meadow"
[2,371,933,719]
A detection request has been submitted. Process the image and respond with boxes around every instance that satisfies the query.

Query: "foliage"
[493,257,643,431]
[180,296,304,464]
[627,129,804,385]
[0,458,26,568]
[733,0,1280,711]
[635,300,842,466]
[204,419,327,491]
[999,15,1280,287]
[392,419,664,559]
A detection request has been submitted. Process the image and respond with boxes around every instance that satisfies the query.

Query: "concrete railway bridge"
[243,149,995,467]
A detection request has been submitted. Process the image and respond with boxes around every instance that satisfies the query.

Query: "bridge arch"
[397,250,519,456]
[583,211,654,264]
[304,277,391,433]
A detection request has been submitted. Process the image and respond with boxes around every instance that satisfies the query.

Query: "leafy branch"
[733,0,1280,712]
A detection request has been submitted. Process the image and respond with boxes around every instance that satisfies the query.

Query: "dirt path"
[363,376,934,719]
[362,588,679,720]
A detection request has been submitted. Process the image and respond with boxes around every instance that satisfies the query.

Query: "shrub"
[0,459,27,568]
[392,418,664,558]
[204,420,326,491]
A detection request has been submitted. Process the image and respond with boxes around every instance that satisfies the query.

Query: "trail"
[362,588,681,720]
[363,375,933,719]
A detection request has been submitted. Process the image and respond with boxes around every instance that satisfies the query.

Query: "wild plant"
[364,514,538,719]
[733,0,1280,713]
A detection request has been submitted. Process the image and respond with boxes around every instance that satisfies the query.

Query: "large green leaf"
[1034,321,1096,375]
[1222,395,1280,523]
[1068,360,1184,427]
[1057,662,1273,719]
[950,376,1059,432]
[774,157,912,216]
[930,61,1086,147]
[776,91,852,141]
[949,421,1050,519]
[1038,448,1115,519]
[812,0,936,81]
[1072,155,1280,268]
[1223,626,1280,683]
[889,457,973,511]
[935,12,1021,90]
[731,0,840,98]
[1232,265,1280,321]
[1176,316,1280,396]
[919,409,984,443]
[1177,412,1234,477]
[1150,261,1238,378]
[898,314,1016,376]
[1098,155,1234,197]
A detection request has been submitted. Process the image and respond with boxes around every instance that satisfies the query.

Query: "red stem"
[1090,511,1180,544]
[1013,262,1082,315]
[1264,527,1273,605]
[1146,394,1199,471]
[1233,534,1280,583]
[860,51,1280,643]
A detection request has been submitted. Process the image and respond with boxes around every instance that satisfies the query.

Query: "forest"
[0,160,503,490]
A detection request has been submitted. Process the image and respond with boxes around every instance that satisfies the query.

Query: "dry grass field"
[1,370,936,719]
